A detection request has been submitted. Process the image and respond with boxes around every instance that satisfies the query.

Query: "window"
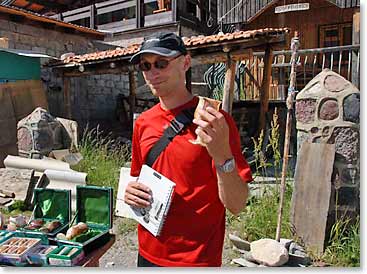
[319,23,353,48]
[319,23,353,68]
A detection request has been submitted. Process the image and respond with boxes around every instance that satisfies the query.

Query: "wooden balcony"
[51,0,176,33]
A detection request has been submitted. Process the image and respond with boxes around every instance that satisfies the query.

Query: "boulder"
[250,238,289,266]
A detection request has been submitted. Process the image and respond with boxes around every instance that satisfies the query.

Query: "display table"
[80,234,116,267]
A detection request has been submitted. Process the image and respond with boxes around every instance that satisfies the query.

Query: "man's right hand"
[124,181,152,208]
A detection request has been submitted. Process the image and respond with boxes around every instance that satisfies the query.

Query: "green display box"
[21,188,71,238]
[56,185,113,253]
[26,244,57,266]
[47,245,84,266]
[0,231,14,245]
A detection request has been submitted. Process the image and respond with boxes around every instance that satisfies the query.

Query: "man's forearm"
[217,170,249,215]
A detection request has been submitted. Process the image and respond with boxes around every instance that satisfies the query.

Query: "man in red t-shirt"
[125,32,253,267]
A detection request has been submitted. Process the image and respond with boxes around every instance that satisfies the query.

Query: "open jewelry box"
[20,188,71,238]
[56,185,113,253]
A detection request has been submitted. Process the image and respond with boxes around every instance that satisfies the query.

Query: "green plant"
[227,182,293,242]
[266,108,281,182]
[251,130,270,177]
[74,126,131,205]
[321,217,360,266]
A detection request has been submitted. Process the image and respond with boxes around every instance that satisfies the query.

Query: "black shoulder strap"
[145,107,195,167]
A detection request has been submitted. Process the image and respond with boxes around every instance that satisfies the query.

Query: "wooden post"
[136,0,144,28]
[352,10,360,88]
[63,75,72,119]
[222,54,237,114]
[185,68,192,93]
[90,4,96,29]
[258,44,273,134]
[128,71,137,129]
[275,32,299,242]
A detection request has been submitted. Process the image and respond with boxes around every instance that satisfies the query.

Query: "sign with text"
[275,3,310,14]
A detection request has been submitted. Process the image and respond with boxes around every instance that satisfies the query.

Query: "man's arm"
[216,167,249,215]
[193,107,250,215]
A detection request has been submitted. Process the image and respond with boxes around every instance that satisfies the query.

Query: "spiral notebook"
[115,164,176,237]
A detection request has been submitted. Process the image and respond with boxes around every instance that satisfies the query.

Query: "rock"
[250,238,289,267]
[242,250,256,262]
[287,253,311,266]
[289,242,305,254]
[232,257,258,267]
[229,234,251,251]
[279,238,294,250]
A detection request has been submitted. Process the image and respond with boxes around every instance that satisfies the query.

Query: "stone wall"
[0,19,128,131]
[295,69,360,222]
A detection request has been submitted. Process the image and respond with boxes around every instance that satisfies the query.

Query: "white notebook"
[115,164,176,237]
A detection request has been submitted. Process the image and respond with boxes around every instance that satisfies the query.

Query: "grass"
[73,126,137,235]
[74,126,131,200]
[321,217,360,267]
[226,182,293,242]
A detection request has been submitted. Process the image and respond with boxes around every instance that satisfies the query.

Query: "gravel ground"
[99,218,236,268]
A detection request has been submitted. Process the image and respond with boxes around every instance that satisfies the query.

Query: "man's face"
[140,53,189,97]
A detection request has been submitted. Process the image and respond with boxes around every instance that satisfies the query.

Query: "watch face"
[220,158,235,173]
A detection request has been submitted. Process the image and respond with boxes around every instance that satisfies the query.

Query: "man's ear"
[183,54,191,72]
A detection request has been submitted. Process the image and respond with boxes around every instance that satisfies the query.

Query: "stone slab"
[290,142,335,256]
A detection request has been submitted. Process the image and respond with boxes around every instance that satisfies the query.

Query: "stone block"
[295,99,317,124]
[232,258,259,267]
[319,99,339,120]
[324,74,349,92]
[97,80,105,86]
[106,80,115,88]
[328,127,359,162]
[113,75,121,82]
[250,239,289,267]
[31,46,47,54]
[343,93,360,123]
[229,234,251,251]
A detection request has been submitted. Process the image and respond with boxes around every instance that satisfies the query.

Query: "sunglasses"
[138,55,182,72]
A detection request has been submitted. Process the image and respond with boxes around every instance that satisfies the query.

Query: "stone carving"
[295,69,360,250]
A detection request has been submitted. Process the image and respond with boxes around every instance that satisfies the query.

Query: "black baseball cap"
[130,32,187,64]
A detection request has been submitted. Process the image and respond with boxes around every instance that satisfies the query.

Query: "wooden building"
[36,0,219,35]
[214,0,360,100]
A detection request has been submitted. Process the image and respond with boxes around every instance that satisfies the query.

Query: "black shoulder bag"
[145,107,195,167]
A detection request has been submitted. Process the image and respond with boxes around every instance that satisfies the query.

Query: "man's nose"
[147,65,161,77]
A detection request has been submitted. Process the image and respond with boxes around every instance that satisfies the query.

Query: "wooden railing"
[205,44,360,102]
[51,0,175,33]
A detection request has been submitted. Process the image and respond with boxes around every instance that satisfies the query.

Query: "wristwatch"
[216,157,235,173]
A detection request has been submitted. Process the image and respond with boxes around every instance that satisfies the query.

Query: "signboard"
[275,3,310,13]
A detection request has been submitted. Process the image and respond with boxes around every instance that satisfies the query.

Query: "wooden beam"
[136,0,144,28]
[352,10,360,88]
[172,0,177,21]
[186,67,192,93]
[128,71,137,129]
[90,4,96,29]
[191,49,250,66]
[221,56,237,114]
[63,76,72,119]
[26,0,67,10]
[258,44,273,134]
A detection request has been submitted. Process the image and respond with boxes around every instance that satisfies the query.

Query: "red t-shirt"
[130,96,252,266]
